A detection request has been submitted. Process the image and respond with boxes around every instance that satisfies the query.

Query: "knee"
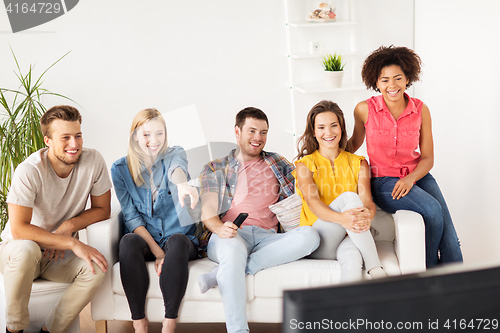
[331,192,363,211]
[80,262,106,291]
[293,226,320,252]
[340,191,363,206]
[421,199,444,224]
[7,240,41,268]
[119,233,142,257]
[209,236,247,265]
[166,233,189,252]
[339,191,360,201]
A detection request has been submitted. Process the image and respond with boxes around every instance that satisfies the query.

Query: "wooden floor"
[80,304,281,333]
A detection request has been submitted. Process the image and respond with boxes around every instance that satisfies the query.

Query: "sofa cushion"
[254,241,400,298]
[268,194,302,232]
[254,259,340,298]
[371,206,395,242]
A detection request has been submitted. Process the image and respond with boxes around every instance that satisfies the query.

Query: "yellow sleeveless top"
[294,150,364,226]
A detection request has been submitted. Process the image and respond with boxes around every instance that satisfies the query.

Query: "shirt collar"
[139,150,166,178]
[375,93,418,115]
[228,148,268,168]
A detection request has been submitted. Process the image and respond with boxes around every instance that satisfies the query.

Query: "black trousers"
[119,233,198,320]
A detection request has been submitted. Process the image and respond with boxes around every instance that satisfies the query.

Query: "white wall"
[1,1,497,265]
[0,0,290,163]
[414,0,500,264]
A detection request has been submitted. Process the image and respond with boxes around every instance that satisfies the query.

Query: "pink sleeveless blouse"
[365,93,423,178]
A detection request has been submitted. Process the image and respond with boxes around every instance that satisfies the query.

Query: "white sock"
[198,265,219,293]
[368,266,387,279]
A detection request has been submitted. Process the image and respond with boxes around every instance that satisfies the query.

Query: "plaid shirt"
[199,149,295,219]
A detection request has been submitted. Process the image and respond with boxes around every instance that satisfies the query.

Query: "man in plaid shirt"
[197,107,319,333]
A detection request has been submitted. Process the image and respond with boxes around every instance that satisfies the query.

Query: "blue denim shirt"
[111,146,198,248]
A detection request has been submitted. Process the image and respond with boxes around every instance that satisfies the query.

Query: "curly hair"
[361,45,422,92]
[296,100,347,161]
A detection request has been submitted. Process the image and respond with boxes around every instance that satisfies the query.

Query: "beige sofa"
[87,206,425,332]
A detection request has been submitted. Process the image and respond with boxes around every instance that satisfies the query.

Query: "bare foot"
[133,318,148,333]
[162,318,177,333]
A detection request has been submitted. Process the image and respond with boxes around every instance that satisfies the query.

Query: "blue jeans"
[371,173,463,267]
[207,225,319,333]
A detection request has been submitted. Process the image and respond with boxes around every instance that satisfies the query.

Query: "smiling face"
[235,117,268,161]
[44,119,83,167]
[135,119,166,158]
[314,111,342,154]
[376,64,409,103]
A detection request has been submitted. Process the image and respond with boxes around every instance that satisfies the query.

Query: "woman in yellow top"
[294,100,386,282]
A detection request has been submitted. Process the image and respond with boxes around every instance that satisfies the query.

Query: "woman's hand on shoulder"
[177,182,199,209]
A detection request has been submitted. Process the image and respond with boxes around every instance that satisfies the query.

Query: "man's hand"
[177,182,199,209]
[43,220,74,261]
[216,221,239,239]
[72,239,108,274]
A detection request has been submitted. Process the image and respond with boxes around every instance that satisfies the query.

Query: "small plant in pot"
[322,53,345,88]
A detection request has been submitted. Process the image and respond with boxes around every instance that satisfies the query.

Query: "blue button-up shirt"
[111,146,198,248]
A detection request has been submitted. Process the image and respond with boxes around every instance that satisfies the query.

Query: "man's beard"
[55,152,79,165]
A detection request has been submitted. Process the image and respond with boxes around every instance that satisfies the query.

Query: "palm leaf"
[0,48,75,236]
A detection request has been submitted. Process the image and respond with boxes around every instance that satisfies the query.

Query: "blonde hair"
[127,108,169,187]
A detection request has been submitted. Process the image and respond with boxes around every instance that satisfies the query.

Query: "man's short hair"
[235,107,269,129]
[40,105,82,138]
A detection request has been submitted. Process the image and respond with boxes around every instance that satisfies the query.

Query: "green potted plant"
[0,48,74,237]
[322,53,345,88]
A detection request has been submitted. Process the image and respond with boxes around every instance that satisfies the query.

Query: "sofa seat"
[0,273,80,333]
[88,206,426,330]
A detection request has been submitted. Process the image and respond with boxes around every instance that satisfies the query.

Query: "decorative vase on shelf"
[324,70,344,88]
[322,53,345,88]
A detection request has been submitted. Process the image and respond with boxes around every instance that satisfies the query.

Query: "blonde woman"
[111,108,198,333]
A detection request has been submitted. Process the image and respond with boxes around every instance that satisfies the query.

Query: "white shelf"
[291,81,365,94]
[290,19,357,28]
[284,0,358,151]
[290,51,356,59]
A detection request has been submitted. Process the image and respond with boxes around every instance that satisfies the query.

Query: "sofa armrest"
[393,210,426,275]
[87,212,122,321]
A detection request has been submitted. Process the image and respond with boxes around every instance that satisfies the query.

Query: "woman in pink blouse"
[348,45,462,268]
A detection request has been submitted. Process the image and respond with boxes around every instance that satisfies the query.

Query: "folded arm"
[295,162,369,233]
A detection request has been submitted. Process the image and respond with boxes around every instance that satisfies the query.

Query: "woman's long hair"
[295,100,347,161]
[127,108,169,187]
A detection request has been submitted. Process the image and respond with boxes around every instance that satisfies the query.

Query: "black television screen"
[282,263,500,332]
